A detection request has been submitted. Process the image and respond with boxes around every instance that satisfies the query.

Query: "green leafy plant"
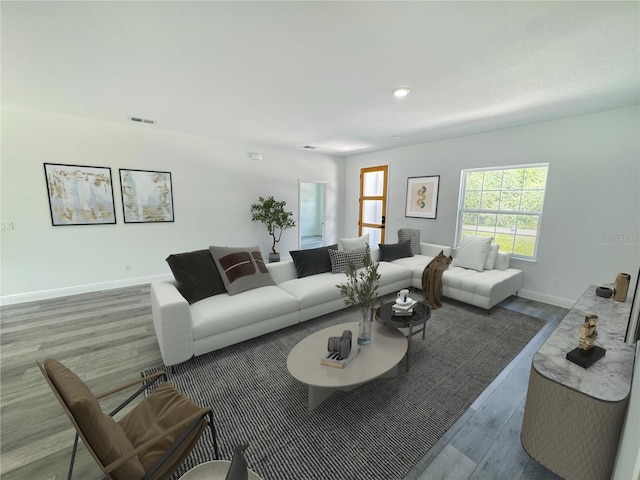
[336,245,381,316]
[250,196,296,254]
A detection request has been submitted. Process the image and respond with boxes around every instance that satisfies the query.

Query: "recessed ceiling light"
[392,87,411,98]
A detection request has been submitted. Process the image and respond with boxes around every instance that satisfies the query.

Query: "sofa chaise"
[151,238,523,367]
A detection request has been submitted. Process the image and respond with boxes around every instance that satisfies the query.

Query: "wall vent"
[129,116,156,125]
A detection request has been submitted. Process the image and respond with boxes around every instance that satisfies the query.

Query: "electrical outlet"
[552,279,560,289]
[124,264,132,272]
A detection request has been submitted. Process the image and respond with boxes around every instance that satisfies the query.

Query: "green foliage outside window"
[457,164,549,259]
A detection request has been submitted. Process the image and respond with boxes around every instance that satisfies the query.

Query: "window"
[455,164,549,260]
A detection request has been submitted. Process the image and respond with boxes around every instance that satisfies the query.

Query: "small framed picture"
[119,169,174,223]
[44,163,116,226]
[405,175,440,219]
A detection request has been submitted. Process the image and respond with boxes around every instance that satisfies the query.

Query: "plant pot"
[269,252,280,263]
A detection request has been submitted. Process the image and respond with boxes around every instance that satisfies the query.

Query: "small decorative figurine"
[567,313,605,368]
[578,314,598,352]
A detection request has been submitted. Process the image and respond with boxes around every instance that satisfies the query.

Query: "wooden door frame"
[358,165,388,244]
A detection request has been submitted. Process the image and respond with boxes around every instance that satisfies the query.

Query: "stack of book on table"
[392,299,417,317]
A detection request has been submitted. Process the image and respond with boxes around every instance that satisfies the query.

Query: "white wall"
[345,106,640,307]
[0,106,346,304]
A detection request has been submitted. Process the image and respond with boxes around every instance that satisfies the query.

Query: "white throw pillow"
[484,244,500,270]
[339,233,369,251]
[494,252,511,270]
[453,235,493,272]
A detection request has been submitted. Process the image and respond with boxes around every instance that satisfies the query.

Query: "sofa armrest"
[420,242,452,257]
[150,281,194,367]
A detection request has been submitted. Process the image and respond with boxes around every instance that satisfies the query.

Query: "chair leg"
[206,411,219,460]
[68,433,79,480]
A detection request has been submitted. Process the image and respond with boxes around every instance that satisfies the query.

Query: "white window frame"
[454,163,549,261]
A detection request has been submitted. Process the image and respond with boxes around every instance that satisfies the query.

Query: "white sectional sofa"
[151,242,523,367]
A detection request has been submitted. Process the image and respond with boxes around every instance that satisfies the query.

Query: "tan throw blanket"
[422,250,452,309]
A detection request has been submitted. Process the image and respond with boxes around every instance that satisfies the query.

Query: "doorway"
[299,180,326,249]
[359,166,388,246]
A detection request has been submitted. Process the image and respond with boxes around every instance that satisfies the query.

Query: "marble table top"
[532,284,635,402]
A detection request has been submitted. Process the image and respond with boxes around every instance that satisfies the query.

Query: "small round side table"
[375,301,431,372]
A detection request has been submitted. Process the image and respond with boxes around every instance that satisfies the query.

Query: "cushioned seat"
[190,285,299,340]
[39,358,216,480]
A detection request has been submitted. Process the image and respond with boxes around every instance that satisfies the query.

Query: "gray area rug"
[144,296,545,480]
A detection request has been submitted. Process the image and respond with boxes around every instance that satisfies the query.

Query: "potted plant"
[250,196,296,262]
[336,245,381,344]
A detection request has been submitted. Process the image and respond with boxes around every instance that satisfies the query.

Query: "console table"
[521,284,635,480]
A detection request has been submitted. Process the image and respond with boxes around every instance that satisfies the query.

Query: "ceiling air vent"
[129,116,156,125]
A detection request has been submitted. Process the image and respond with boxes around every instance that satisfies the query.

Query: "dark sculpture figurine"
[225,443,249,480]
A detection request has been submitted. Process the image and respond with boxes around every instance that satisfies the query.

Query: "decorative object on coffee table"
[322,330,360,368]
[250,196,296,262]
[336,245,380,345]
[566,313,606,368]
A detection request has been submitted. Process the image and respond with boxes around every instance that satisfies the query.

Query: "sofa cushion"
[289,244,338,278]
[484,244,500,270]
[339,233,369,250]
[190,285,299,339]
[453,235,492,271]
[329,246,369,273]
[166,249,226,304]
[397,228,421,255]
[209,246,275,295]
[279,272,348,309]
[44,359,145,480]
[379,240,413,262]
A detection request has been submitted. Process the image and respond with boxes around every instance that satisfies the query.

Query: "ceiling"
[2,1,639,156]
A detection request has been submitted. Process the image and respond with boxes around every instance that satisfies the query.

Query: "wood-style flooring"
[0,286,567,480]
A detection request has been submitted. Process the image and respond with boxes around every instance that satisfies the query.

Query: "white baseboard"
[518,289,575,309]
[0,274,173,306]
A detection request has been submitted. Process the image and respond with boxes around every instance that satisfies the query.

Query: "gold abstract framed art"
[119,169,174,223]
[44,163,116,226]
[405,175,440,219]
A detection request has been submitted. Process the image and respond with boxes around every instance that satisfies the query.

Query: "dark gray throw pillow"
[289,244,339,278]
[379,240,413,262]
[166,249,226,304]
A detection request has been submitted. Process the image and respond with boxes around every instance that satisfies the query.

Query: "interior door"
[299,180,326,249]
[359,166,388,246]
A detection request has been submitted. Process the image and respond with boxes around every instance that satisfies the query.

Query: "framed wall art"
[44,163,116,226]
[405,175,440,219]
[119,169,174,223]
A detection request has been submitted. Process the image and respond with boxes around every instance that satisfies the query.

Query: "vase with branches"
[250,196,296,262]
[336,245,381,345]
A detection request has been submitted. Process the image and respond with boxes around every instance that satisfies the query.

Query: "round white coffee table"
[287,321,407,410]
[179,460,262,480]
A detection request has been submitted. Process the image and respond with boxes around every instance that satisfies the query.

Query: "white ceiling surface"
[2,1,639,155]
